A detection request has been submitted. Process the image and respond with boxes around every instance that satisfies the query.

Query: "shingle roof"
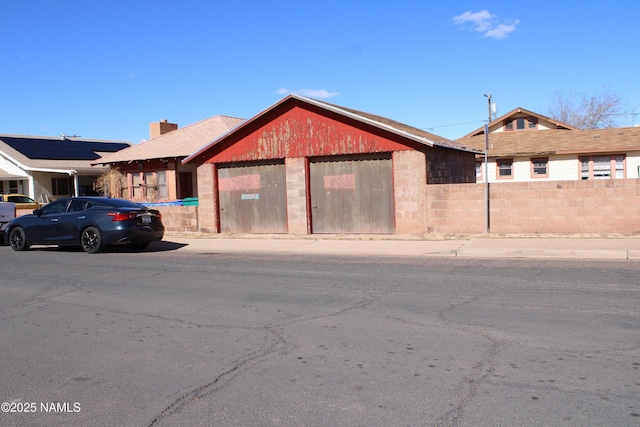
[458,126,640,158]
[462,107,576,138]
[183,95,479,163]
[0,135,131,173]
[95,115,246,164]
[312,98,475,151]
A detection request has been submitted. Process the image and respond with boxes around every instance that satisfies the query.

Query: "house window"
[615,156,625,178]
[531,158,548,178]
[52,177,72,196]
[497,159,513,179]
[131,173,143,199]
[156,170,168,198]
[580,155,625,179]
[475,161,483,181]
[128,170,168,200]
[143,172,155,196]
[504,117,537,131]
[593,157,611,179]
[78,175,99,196]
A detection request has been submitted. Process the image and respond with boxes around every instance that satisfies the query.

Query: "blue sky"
[2,1,639,143]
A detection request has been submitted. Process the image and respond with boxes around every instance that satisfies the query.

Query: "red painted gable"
[196,102,419,164]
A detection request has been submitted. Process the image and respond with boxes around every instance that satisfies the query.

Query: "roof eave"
[461,107,578,138]
[183,94,479,164]
[183,95,306,164]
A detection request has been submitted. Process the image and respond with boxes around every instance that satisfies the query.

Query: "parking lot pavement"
[162,233,640,260]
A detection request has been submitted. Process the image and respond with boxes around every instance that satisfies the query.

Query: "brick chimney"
[150,119,178,139]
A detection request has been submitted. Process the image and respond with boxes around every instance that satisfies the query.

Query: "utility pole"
[483,93,492,234]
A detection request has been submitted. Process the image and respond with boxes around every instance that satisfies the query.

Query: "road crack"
[147,294,376,426]
[434,335,507,427]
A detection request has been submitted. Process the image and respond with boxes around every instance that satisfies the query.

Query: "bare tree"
[546,88,625,129]
[94,168,127,198]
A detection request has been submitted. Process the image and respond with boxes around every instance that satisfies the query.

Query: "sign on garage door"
[310,154,394,234]
[218,161,287,233]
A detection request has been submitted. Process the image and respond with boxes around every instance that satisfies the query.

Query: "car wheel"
[129,242,150,251]
[81,226,102,254]
[9,227,29,251]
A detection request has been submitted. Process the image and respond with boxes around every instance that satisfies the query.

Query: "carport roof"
[183,94,480,164]
[0,165,26,179]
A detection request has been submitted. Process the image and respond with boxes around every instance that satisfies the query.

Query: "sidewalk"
[162,233,640,260]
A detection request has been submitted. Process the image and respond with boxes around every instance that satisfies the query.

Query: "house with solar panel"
[0,134,131,204]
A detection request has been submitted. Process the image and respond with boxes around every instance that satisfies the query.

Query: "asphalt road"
[1,245,639,426]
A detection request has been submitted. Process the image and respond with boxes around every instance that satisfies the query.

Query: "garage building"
[183,95,478,235]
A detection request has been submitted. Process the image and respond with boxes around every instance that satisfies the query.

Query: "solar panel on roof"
[0,136,129,160]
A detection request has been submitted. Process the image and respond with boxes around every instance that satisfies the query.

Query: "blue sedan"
[5,197,164,253]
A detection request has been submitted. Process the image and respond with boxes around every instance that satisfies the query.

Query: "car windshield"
[8,196,34,203]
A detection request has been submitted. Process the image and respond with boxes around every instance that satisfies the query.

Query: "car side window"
[41,200,68,215]
[69,200,91,212]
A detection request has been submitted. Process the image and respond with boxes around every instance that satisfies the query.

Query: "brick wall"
[393,150,427,234]
[427,179,640,235]
[426,184,486,234]
[153,179,640,235]
[16,208,34,217]
[149,119,178,139]
[156,205,198,232]
[196,163,218,233]
[285,157,308,234]
[16,178,639,236]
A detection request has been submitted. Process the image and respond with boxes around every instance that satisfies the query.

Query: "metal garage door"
[310,154,394,234]
[218,161,287,233]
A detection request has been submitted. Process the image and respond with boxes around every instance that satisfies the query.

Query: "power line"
[421,119,486,132]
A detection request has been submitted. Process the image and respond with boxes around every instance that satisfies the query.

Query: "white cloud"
[484,21,520,39]
[453,10,519,39]
[453,10,494,31]
[276,87,340,99]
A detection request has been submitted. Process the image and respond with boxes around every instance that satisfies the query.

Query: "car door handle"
[50,218,59,222]
[77,216,86,219]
